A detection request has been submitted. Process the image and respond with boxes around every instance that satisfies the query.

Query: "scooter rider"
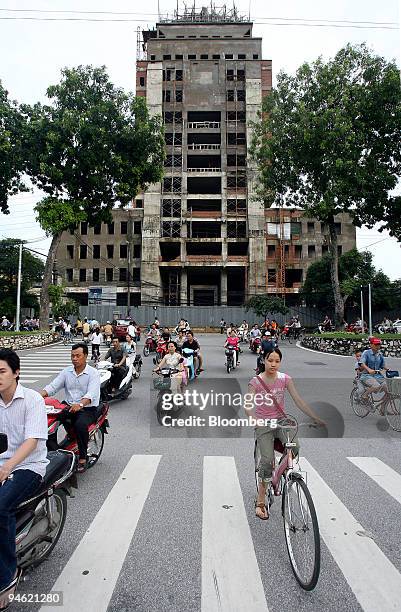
[40,343,100,473]
[249,324,262,349]
[103,321,113,343]
[0,349,49,609]
[225,329,241,366]
[104,338,128,394]
[182,330,204,374]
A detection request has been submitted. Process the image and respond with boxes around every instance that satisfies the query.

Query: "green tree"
[22,65,165,329]
[48,285,79,320]
[252,44,401,326]
[246,295,289,320]
[0,239,44,318]
[0,81,29,213]
[300,249,400,313]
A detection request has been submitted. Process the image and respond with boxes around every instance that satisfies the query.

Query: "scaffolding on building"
[160,3,249,24]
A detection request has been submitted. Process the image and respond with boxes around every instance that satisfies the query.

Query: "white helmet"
[264,331,271,336]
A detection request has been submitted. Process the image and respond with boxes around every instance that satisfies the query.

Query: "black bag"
[386,370,399,379]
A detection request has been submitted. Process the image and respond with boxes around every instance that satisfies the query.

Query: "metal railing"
[186,167,221,173]
[187,143,221,150]
[187,121,220,129]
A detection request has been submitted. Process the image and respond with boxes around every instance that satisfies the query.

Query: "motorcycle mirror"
[0,433,8,454]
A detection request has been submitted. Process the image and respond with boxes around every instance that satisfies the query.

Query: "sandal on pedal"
[255,501,269,520]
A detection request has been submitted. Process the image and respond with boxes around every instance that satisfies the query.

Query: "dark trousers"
[0,470,42,589]
[111,366,127,390]
[58,406,97,460]
[91,344,100,358]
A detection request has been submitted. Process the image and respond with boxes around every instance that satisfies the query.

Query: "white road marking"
[302,459,401,612]
[202,456,269,612]
[41,455,161,612]
[347,457,401,506]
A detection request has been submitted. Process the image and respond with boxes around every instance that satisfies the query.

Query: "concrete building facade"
[55,7,356,307]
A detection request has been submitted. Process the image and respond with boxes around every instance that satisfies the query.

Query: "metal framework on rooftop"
[159,3,249,25]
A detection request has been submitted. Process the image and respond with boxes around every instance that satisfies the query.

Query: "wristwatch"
[79,402,84,409]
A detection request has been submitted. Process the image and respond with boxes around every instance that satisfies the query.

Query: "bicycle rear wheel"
[282,474,320,590]
[385,396,401,432]
[350,388,370,418]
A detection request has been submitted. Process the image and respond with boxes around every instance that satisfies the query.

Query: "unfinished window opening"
[163,177,182,193]
[294,244,302,259]
[267,244,276,258]
[237,89,245,101]
[176,89,183,102]
[165,132,182,146]
[106,268,113,282]
[66,269,73,283]
[189,221,221,238]
[79,269,86,282]
[175,54,183,59]
[176,70,183,81]
[163,90,171,102]
[227,268,246,305]
[161,269,181,305]
[133,244,141,259]
[67,245,74,259]
[227,154,246,167]
[307,221,315,234]
[187,154,221,170]
[187,133,220,150]
[162,221,181,238]
[187,199,221,213]
[162,199,181,217]
[227,221,247,238]
[187,111,220,123]
[227,132,246,145]
[160,242,180,261]
[213,54,220,59]
[285,269,303,288]
[187,176,221,194]
[227,242,248,256]
[227,199,246,214]
[139,77,145,87]
[107,245,114,258]
[308,245,316,258]
[227,90,235,101]
[291,221,302,236]
[164,154,182,168]
[226,69,234,81]
[188,54,196,60]
[163,54,171,60]
[227,172,247,189]
[120,244,128,259]
[226,111,246,123]
[237,69,245,81]
[93,245,100,259]
[238,54,246,60]
[186,242,222,256]
[79,245,87,259]
[80,222,88,235]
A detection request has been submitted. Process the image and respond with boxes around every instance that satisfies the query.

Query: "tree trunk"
[39,232,62,330]
[327,219,344,328]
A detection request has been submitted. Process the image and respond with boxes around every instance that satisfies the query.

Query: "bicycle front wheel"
[385,396,401,432]
[282,474,320,590]
[350,388,370,418]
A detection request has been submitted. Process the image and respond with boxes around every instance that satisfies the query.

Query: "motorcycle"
[250,336,261,353]
[238,328,249,343]
[96,357,134,401]
[0,434,78,572]
[225,346,237,373]
[153,339,168,365]
[182,347,197,381]
[133,354,142,379]
[143,335,157,357]
[104,334,112,348]
[45,398,110,466]
[153,367,183,425]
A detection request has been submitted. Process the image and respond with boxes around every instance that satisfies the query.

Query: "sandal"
[77,461,87,474]
[0,568,23,611]
[255,501,269,520]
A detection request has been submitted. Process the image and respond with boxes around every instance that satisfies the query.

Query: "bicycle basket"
[153,378,171,391]
[386,370,400,379]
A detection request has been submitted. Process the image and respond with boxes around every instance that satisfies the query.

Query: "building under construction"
[55,4,356,307]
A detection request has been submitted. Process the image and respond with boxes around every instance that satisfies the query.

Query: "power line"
[0,8,397,26]
[0,15,397,29]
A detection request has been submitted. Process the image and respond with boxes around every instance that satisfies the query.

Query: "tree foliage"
[48,285,79,320]
[0,239,44,318]
[252,43,401,324]
[0,81,28,213]
[21,65,165,328]
[300,249,400,312]
[246,295,289,319]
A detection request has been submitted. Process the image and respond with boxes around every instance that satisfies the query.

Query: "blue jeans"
[0,469,42,590]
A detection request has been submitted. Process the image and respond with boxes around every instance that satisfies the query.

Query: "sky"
[0,0,400,278]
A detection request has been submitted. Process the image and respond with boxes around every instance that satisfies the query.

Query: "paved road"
[11,335,401,612]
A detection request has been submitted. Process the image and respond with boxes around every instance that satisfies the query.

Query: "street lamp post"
[368,283,373,337]
[127,240,131,318]
[360,286,364,334]
[15,242,23,332]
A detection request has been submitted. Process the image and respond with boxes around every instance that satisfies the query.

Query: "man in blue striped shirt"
[41,343,100,473]
[0,349,48,608]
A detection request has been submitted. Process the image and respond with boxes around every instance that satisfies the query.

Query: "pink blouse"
[248,372,291,419]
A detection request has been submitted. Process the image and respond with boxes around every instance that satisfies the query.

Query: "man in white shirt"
[0,349,48,607]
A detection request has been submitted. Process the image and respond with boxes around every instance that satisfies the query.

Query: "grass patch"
[305,332,401,340]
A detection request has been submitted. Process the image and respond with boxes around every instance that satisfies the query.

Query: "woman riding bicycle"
[246,348,325,520]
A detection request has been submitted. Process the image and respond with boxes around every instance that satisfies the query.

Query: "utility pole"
[360,286,364,334]
[368,283,373,336]
[15,242,23,332]
[127,243,131,318]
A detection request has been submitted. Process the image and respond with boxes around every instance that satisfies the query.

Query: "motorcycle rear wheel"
[143,345,150,356]
[20,489,67,569]
[87,428,105,467]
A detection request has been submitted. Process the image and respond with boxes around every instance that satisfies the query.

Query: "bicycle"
[350,375,401,432]
[254,416,321,590]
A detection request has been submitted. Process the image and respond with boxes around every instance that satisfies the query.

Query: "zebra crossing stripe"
[40,455,161,612]
[347,457,401,506]
[202,456,269,612]
[302,459,401,612]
